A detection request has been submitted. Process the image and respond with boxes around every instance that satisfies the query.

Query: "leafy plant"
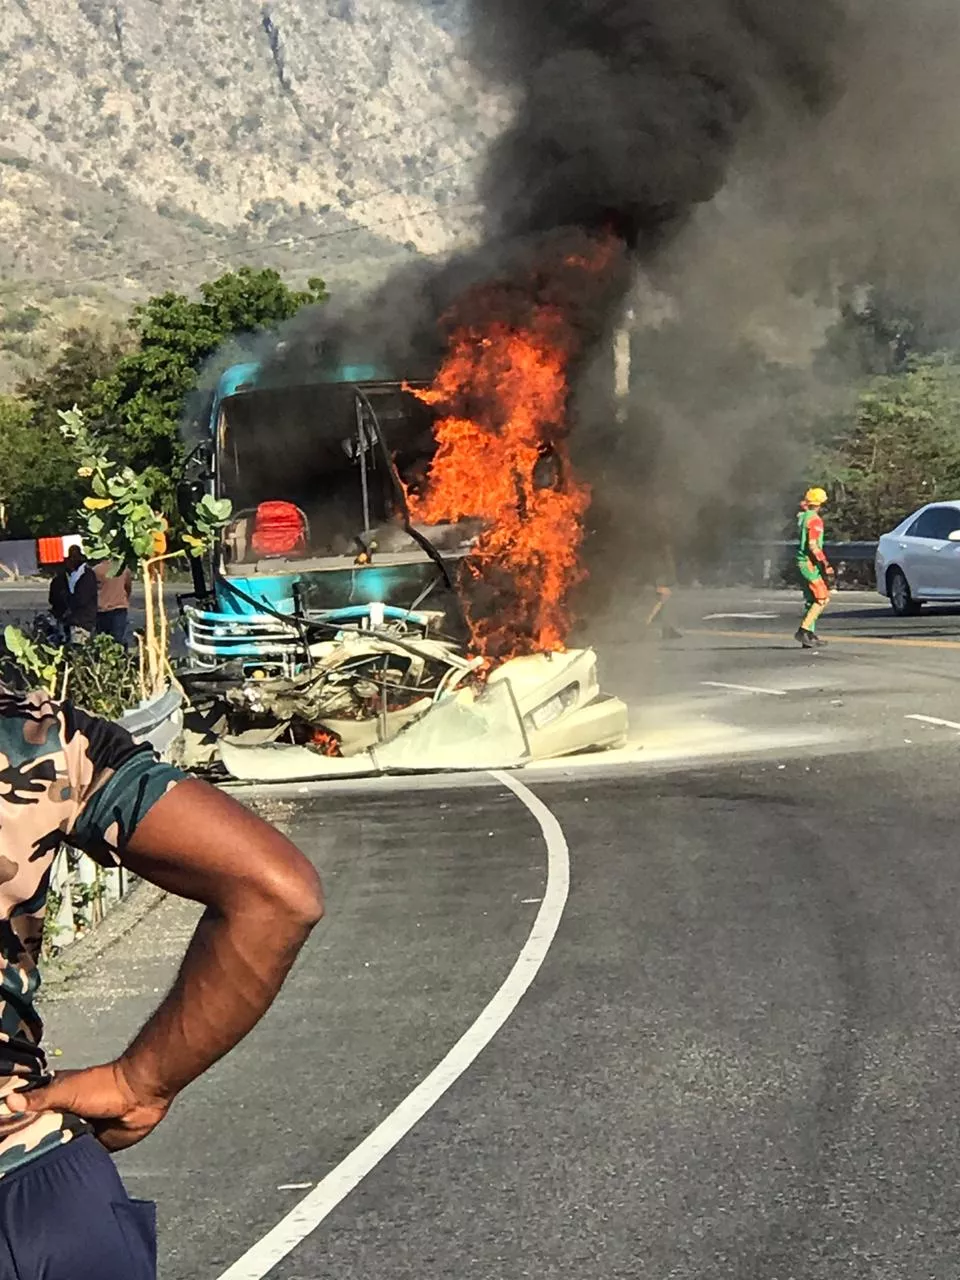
[183,493,232,557]
[59,406,179,698]
[3,627,138,718]
[66,635,141,719]
[58,406,166,562]
[2,625,62,696]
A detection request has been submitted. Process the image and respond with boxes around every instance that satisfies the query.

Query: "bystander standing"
[48,562,71,642]
[94,558,133,645]
[0,685,323,1278]
[63,546,98,644]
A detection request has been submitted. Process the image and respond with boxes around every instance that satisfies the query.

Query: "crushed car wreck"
[176,330,628,781]
[178,598,628,781]
[187,637,627,782]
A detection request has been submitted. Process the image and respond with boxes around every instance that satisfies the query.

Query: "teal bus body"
[211,360,387,403]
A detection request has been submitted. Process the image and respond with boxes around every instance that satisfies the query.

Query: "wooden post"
[142,561,158,693]
[157,565,167,694]
[135,632,148,703]
[140,550,186,699]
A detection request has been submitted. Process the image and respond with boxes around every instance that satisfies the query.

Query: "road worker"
[795,486,835,648]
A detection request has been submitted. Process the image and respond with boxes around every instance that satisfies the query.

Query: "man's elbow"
[262,862,325,936]
[293,867,325,933]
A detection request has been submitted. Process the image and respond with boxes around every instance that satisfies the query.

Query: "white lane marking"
[215,771,570,1280]
[701,681,788,697]
[905,714,960,732]
[702,612,780,620]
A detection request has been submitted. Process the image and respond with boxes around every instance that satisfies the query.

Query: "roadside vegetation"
[809,354,960,541]
[794,293,960,542]
[3,404,231,710]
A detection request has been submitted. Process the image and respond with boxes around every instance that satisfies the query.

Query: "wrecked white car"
[179,612,627,781]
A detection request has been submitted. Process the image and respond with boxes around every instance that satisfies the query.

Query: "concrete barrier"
[118,684,185,756]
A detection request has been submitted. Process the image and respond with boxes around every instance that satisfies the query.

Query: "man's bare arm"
[10,779,323,1149]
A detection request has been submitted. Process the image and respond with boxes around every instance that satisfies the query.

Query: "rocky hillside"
[0,0,506,385]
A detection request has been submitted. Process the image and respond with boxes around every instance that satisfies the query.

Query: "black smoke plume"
[271,0,853,377]
[447,0,857,596]
[467,0,847,251]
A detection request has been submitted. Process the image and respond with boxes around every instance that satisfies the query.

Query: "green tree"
[92,268,327,510]
[0,329,129,536]
[0,395,80,536]
[811,354,960,540]
[0,271,325,536]
[17,328,129,428]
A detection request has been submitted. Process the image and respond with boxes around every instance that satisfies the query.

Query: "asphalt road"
[39,585,960,1279]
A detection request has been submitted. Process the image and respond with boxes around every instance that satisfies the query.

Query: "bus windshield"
[216,382,440,565]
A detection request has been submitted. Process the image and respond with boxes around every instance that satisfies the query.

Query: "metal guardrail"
[825,541,879,563]
[736,539,879,562]
[702,540,880,588]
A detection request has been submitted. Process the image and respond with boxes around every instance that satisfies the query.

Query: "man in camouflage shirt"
[0,687,323,1279]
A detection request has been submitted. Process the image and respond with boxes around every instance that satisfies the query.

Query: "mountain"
[0,0,506,386]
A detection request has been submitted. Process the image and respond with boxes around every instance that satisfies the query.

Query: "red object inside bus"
[250,501,308,559]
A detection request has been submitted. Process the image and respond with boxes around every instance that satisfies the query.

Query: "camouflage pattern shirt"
[0,687,184,1177]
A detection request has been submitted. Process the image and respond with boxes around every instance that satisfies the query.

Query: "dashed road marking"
[905,714,960,732]
[693,627,960,651]
[702,612,780,621]
[215,771,570,1280]
[701,681,788,697]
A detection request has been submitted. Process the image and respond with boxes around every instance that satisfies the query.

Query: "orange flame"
[311,727,342,757]
[408,293,592,661]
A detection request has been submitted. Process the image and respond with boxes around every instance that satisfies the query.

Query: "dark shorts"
[0,1135,156,1279]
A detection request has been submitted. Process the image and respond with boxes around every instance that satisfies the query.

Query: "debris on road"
[179,610,627,781]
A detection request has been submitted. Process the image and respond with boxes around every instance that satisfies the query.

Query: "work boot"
[794,628,818,649]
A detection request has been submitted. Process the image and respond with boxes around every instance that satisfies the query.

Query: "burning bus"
[180,355,474,670]
[176,280,628,779]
